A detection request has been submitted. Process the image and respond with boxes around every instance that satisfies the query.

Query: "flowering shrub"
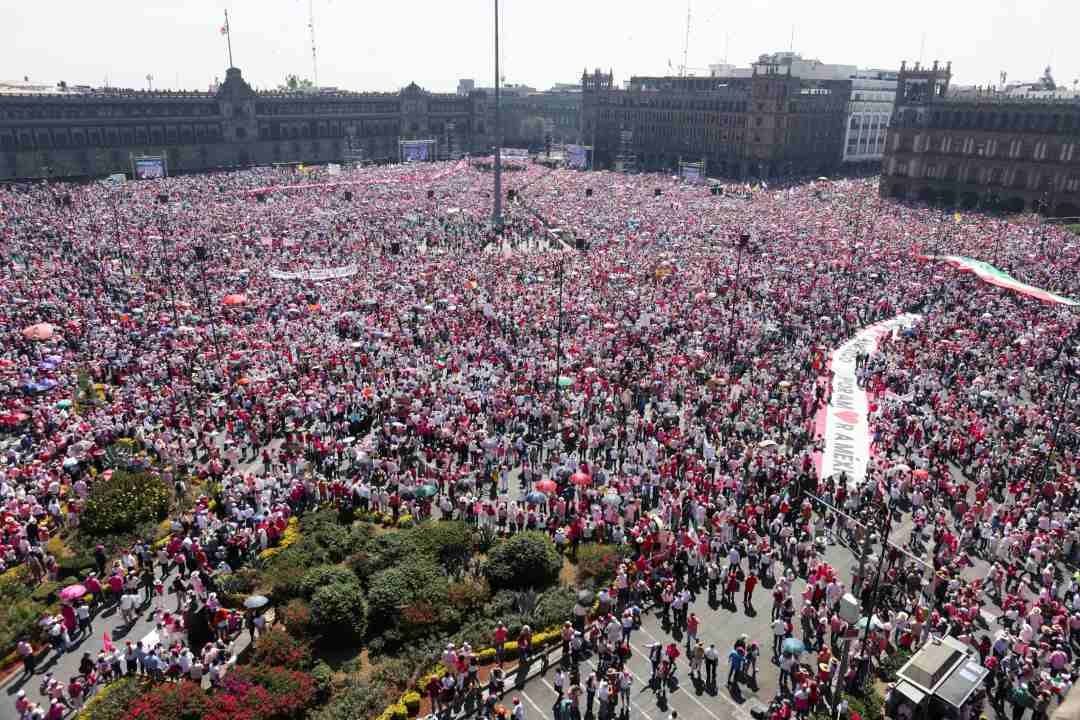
[127,680,210,720]
[280,598,314,638]
[77,676,145,720]
[126,666,316,720]
[259,517,300,561]
[250,628,313,670]
[81,469,170,536]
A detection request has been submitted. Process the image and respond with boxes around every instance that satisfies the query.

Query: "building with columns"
[0,67,493,180]
[881,61,1080,215]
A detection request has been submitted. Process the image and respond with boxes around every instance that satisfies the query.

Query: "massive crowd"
[0,159,1078,720]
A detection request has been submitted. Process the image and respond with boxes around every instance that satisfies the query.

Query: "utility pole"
[554,259,566,429]
[492,0,503,232]
[727,233,750,361]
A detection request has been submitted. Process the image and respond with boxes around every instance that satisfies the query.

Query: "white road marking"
[631,625,754,720]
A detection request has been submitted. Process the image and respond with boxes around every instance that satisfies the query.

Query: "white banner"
[818,313,921,486]
[268,265,359,281]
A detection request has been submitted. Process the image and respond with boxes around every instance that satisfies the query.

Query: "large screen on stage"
[567,145,587,169]
[401,141,431,162]
[134,157,166,179]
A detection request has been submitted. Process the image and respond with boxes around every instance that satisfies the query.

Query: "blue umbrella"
[782,637,806,655]
[525,490,548,504]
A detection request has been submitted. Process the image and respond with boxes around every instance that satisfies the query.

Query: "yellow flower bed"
[258,517,301,561]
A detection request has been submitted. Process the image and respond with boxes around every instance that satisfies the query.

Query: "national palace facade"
[881,61,1080,216]
[0,67,494,180]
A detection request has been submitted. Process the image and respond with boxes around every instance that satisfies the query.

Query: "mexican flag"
[921,255,1080,306]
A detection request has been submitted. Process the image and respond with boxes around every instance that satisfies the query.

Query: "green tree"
[483,532,562,590]
[278,74,316,92]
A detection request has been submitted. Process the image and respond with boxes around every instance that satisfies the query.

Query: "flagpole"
[225,10,234,68]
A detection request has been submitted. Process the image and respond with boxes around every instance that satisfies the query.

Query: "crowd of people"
[1,159,1078,720]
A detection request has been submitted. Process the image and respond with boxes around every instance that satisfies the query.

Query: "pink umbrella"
[22,323,56,341]
[222,294,247,307]
[534,479,558,494]
[59,584,87,602]
[570,471,592,487]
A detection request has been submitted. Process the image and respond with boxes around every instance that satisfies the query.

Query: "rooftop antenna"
[724,33,729,64]
[918,32,926,65]
[222,10,234,68]
[681,0,691,76]
[146,74,153,91]
[789,25,795,53]
[308,0,319,88]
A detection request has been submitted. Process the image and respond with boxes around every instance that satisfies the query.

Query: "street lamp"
[726,232,750,361]
[553,258,566,440]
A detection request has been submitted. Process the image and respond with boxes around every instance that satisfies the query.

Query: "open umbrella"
[887,464,912,475]
[525,490,548,504]
[570,471,592,487]
[59,584,87,602]
[244,595,270,610]
[576,589,595,605]
[782,637,806,655]
[854,615,885,631]
[557,376,573,388]
[415,484,439,499]
[534,479,558,494]
[223,294,247,307]
[22,323,56,341]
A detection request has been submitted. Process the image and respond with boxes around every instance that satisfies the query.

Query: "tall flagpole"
[224,10,234,68]
[492,0,503,233]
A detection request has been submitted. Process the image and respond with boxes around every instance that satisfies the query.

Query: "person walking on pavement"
[744,572,758,609]
[704,643,719,687]
[727,644,745,689]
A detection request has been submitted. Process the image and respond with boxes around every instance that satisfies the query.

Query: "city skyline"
[3,0,1077,94]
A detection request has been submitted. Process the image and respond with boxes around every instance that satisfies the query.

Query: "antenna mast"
[681,0,691,76]
[308,0,319,88]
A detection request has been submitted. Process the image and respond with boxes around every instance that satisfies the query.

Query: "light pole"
[727,232,750,361]
[554,259,566,435]
[491,0,503,233]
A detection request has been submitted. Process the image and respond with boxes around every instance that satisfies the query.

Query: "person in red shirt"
[744,572,758,609]
[493,623,508,666]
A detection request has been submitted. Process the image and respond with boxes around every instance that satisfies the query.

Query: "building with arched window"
[881,61,1080,216]
[0,67,493,179]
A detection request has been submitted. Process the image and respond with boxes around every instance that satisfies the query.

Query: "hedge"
[81,470,171,537]
[79,676,146,720]
[483,532,562,590]
[310,581,368,647]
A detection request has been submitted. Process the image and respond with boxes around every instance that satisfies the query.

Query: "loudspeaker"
[585,188,593,198]
[156,193,168,204]
[654,189,662,197]
[194,246,208,262]
[711,185,723,196]
[389,241,401,255]
[343,191,353,201]
[427,189,435,199]
[255,193,267,203]
[507,189,517,201]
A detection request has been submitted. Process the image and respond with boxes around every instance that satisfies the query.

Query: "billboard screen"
[503,147,529,158]
[401,141,431,162]
[680,163,705,184]
[566,145,587,169]
[134,157,166,179]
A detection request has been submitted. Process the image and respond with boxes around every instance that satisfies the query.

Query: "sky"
[3,0,1077,94]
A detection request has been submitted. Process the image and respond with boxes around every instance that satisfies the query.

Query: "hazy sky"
[4,0,1077,93]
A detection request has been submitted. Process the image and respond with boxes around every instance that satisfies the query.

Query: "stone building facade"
[881,61,1080,215]
[0,67,493,180]
[580,62,850,178]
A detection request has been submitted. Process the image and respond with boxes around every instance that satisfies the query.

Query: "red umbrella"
[571,471,592,487]
[22,323,56,341]
[222,294,247,307]
[534,479,558,494]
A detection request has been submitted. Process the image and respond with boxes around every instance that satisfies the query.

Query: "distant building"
[457,79,475,97]
[0,67,494,179]
[880,61,1080,216]
[582,57,851,178]
[844,70,898,164]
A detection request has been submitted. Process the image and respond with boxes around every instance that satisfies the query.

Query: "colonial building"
[0,67,493,180]
[881,61,1080,216]
[580,59,851,178]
